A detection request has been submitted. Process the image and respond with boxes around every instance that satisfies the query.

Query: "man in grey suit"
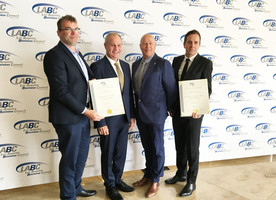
[132,34,177,198]
[165,30,213,197]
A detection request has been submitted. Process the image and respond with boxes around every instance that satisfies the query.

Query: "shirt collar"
[185,53,198,62]
[61,41,79,54]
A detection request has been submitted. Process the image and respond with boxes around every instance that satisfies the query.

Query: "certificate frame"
[89,77,125,117]
[179,78,210,117]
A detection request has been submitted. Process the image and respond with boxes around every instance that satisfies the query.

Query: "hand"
[98,126,109,135]
[83,109,104,121]
[192,112,202,119]
[129,118,135,129]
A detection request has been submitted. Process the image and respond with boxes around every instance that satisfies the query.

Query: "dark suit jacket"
[171,54,213,116]
[43,41,94,124]
[90,56,134,128]
[132,53,177,124]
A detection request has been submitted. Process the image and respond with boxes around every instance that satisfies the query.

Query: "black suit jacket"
[172,54,213,116]
[43,41,94,124]
[90,56,134,128]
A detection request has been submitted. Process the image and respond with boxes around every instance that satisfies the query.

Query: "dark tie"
[180,58,190,80]
[114,62,124,91]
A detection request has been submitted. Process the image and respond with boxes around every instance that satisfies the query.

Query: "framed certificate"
[89,77,125,117]
[179,79,210,117]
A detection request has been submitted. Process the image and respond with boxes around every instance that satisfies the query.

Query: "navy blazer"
[43,41,94,124]
[171,54,213,115]
[90,56,134,128]
[132,53,177,124]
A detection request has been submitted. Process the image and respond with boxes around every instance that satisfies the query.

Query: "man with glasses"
[43,15,103,200]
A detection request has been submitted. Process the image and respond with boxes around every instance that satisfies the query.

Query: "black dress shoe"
[179,183,196,196]
[77,189,97,197]
[116,181,135,192]
[165,175,186,184]
[106,186,123,200]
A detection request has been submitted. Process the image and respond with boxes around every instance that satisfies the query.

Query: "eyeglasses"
[59,27,80,32]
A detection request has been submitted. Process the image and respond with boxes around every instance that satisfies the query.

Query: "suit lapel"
[58,42,87,81]
[103,56,117,77]
[185,54,200,77]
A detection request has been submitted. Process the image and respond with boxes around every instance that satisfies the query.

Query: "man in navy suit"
[43,15,103,200]
[165,30,213,197]
[90,32,135,200]
[132,34,177,198]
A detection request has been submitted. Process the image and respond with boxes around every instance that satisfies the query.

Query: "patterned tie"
[114,62,124,91]
[180,58,190,80]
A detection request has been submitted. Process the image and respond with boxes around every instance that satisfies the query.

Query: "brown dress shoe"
[145,182,160,198]
[133,177,150,187]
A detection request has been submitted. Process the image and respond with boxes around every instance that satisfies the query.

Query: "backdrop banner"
[0,0,276,190]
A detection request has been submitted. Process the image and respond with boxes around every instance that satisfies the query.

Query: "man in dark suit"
[90,32,135,200]
[43,15,103,200]
[132,34,177,198]
[165,29,213,197]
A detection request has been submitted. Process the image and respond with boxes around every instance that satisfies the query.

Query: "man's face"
[104,35,122,61]
[57,20,79,47]
[140,34,156,59]
[184,34,200,58]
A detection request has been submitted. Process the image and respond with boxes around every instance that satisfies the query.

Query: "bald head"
[140,34,156,59]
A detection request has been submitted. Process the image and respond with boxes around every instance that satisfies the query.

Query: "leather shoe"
[179,183,196,196]
[116,181,135,192]
[76,189,97,197]
[133,177,150,187]
[165,175,186,184]
[145,182,160,198]
[106,186,123,200]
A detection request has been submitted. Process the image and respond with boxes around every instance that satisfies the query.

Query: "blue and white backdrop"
[0,0,276,190]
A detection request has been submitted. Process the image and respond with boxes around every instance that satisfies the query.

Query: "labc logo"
[16,162,50,176]
[163,54,179,63]
[0,1,18,18]
[10,74,47,90]
[183,0,207,7]
[201,126,215,137]
[232,17,252,30]
[0,98,25,114]
[163,12,188,27]
[0,50,23,67]
[0,143,21,158]
[243,73,261,84]
[81,7,113,23]
[241,107,258,118]
[164,128,174,140]
[102,31,132,46]
[32,3,62,19]
[124,10,152,25]
[35,51,46,62]
[226,124,243,135]
[216,0,239,10]
[6,26,44,43]
[212,73,231,84]
[258,90,273,100]
[125,53,142,63]
[148,32,169,46]
[14,120,49,134]
[199,15,222,28]
[83,52,104,65]
[267,138,276,148]
[214,35,235,48]
[263,19,276,31]
[239,140,256,150]
[180,34,186,43]
[128,131,141,143]
[271,106,276,113]
[230,55,249,66]
[90,135,100,147]
[228,90,246,101]
[41,139,59,152]
[261,55,276,66]
[38,97,49,107]
[208,142,228,153]
[246,37,264,48]
[256,123,271,133]
[248,0,266,12]
[210,108,228,119]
